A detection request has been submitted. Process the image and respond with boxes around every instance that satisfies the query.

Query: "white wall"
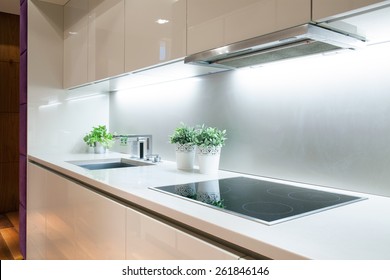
[27,0,390,197]
[28,0,110,154]
[110,42,390,197]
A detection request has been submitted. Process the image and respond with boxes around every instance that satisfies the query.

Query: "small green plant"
[194,124,227,147]
[169,122,196,145]
[83,125,114,149]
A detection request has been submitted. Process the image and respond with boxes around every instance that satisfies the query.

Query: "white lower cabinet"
[27,162,126,259]
[71,183,127,259]
[27,162,243,260]
[126,207,243,260]
[26,163,47,260]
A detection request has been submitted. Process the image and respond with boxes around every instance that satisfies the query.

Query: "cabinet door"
[88,0,125,82]
[45,170,77,259]
[63,0,89,88]
[72,184,127,260]
[126,208,242,259]
[124,0,186,72]
[312,0,388,21]
[27,162,126,259]
[187,0,311,55]
[26,163,47,260]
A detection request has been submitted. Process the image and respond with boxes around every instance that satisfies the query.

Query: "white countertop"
[28,152,390,260]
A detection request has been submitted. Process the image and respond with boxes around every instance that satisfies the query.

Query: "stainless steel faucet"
[113,134,152,159]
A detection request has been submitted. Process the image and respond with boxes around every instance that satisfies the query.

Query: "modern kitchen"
[1,0,390,264]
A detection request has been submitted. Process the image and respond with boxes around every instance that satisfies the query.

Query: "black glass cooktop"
[151,177,365,225]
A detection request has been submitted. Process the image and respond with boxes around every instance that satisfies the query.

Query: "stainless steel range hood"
[184,24,365,69]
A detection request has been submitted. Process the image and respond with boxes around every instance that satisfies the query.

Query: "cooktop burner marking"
[288,190,341,203]
[267,188,341,203]
[242,201,294,215]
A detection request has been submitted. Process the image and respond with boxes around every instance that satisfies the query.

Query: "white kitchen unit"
[26,153,390,259]
[26,163,47,260]
[63,0,89,88]
[27,162,127,260]
[124,0,186,72]
[27,160,243,260]
[45,167,78,259]
[88,0,125,82]
[312,0,390,21]
[126,207,242,259]
[64,0,125,87]
[71,177,126,259]
[186,0,311,55]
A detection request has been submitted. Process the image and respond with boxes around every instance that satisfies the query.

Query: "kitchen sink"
[67,158,155,170]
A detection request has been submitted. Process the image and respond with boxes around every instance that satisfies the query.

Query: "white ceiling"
[0,0,20,15]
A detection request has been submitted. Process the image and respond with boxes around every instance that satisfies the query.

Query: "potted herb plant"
[169,122,197,170]
[194,124,227,174]
[83,125,114,154]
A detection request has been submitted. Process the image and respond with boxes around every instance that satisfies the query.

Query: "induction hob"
[150,177,366,225]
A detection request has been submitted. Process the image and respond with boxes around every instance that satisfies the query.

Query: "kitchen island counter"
[28,152,390,260]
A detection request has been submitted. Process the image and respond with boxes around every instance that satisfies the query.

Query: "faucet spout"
[113,134,152,159]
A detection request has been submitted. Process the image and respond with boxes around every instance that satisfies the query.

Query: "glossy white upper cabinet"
[88,0,125,82]
[64,0,89,88]
[312,0,390,21]
[126,207,242,259]
[125,0,186,72]
[187,0,311,55]
[64,0,125,87]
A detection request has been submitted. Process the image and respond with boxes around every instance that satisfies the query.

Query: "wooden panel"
[0,114,19,162]
[0,12,20,62]
[0,61,19,113]
[0,162,19,213]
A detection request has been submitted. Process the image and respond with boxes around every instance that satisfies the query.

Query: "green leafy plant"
[169,122,196,145]
[83,125,114,149]
[194,124,227,147]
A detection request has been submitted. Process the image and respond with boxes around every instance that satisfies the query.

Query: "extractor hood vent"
[184,24,365,69]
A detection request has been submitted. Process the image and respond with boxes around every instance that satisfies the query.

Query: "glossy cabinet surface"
[27,162,126,259]
[312,0,389,21]
[88,0,125,82]
[124,0,186,72]
[27,162,243,259]
[63,0,89,88]
[26,163,47,260]
[72,181,127,259]
[187,0,311,55]
[45,169,78,259]
[126,207,242,259]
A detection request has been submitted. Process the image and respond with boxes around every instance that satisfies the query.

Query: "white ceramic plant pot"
[175,143,196,170]
[94,142,106,154]
[197,145,221,174]
[87,146,95,154]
